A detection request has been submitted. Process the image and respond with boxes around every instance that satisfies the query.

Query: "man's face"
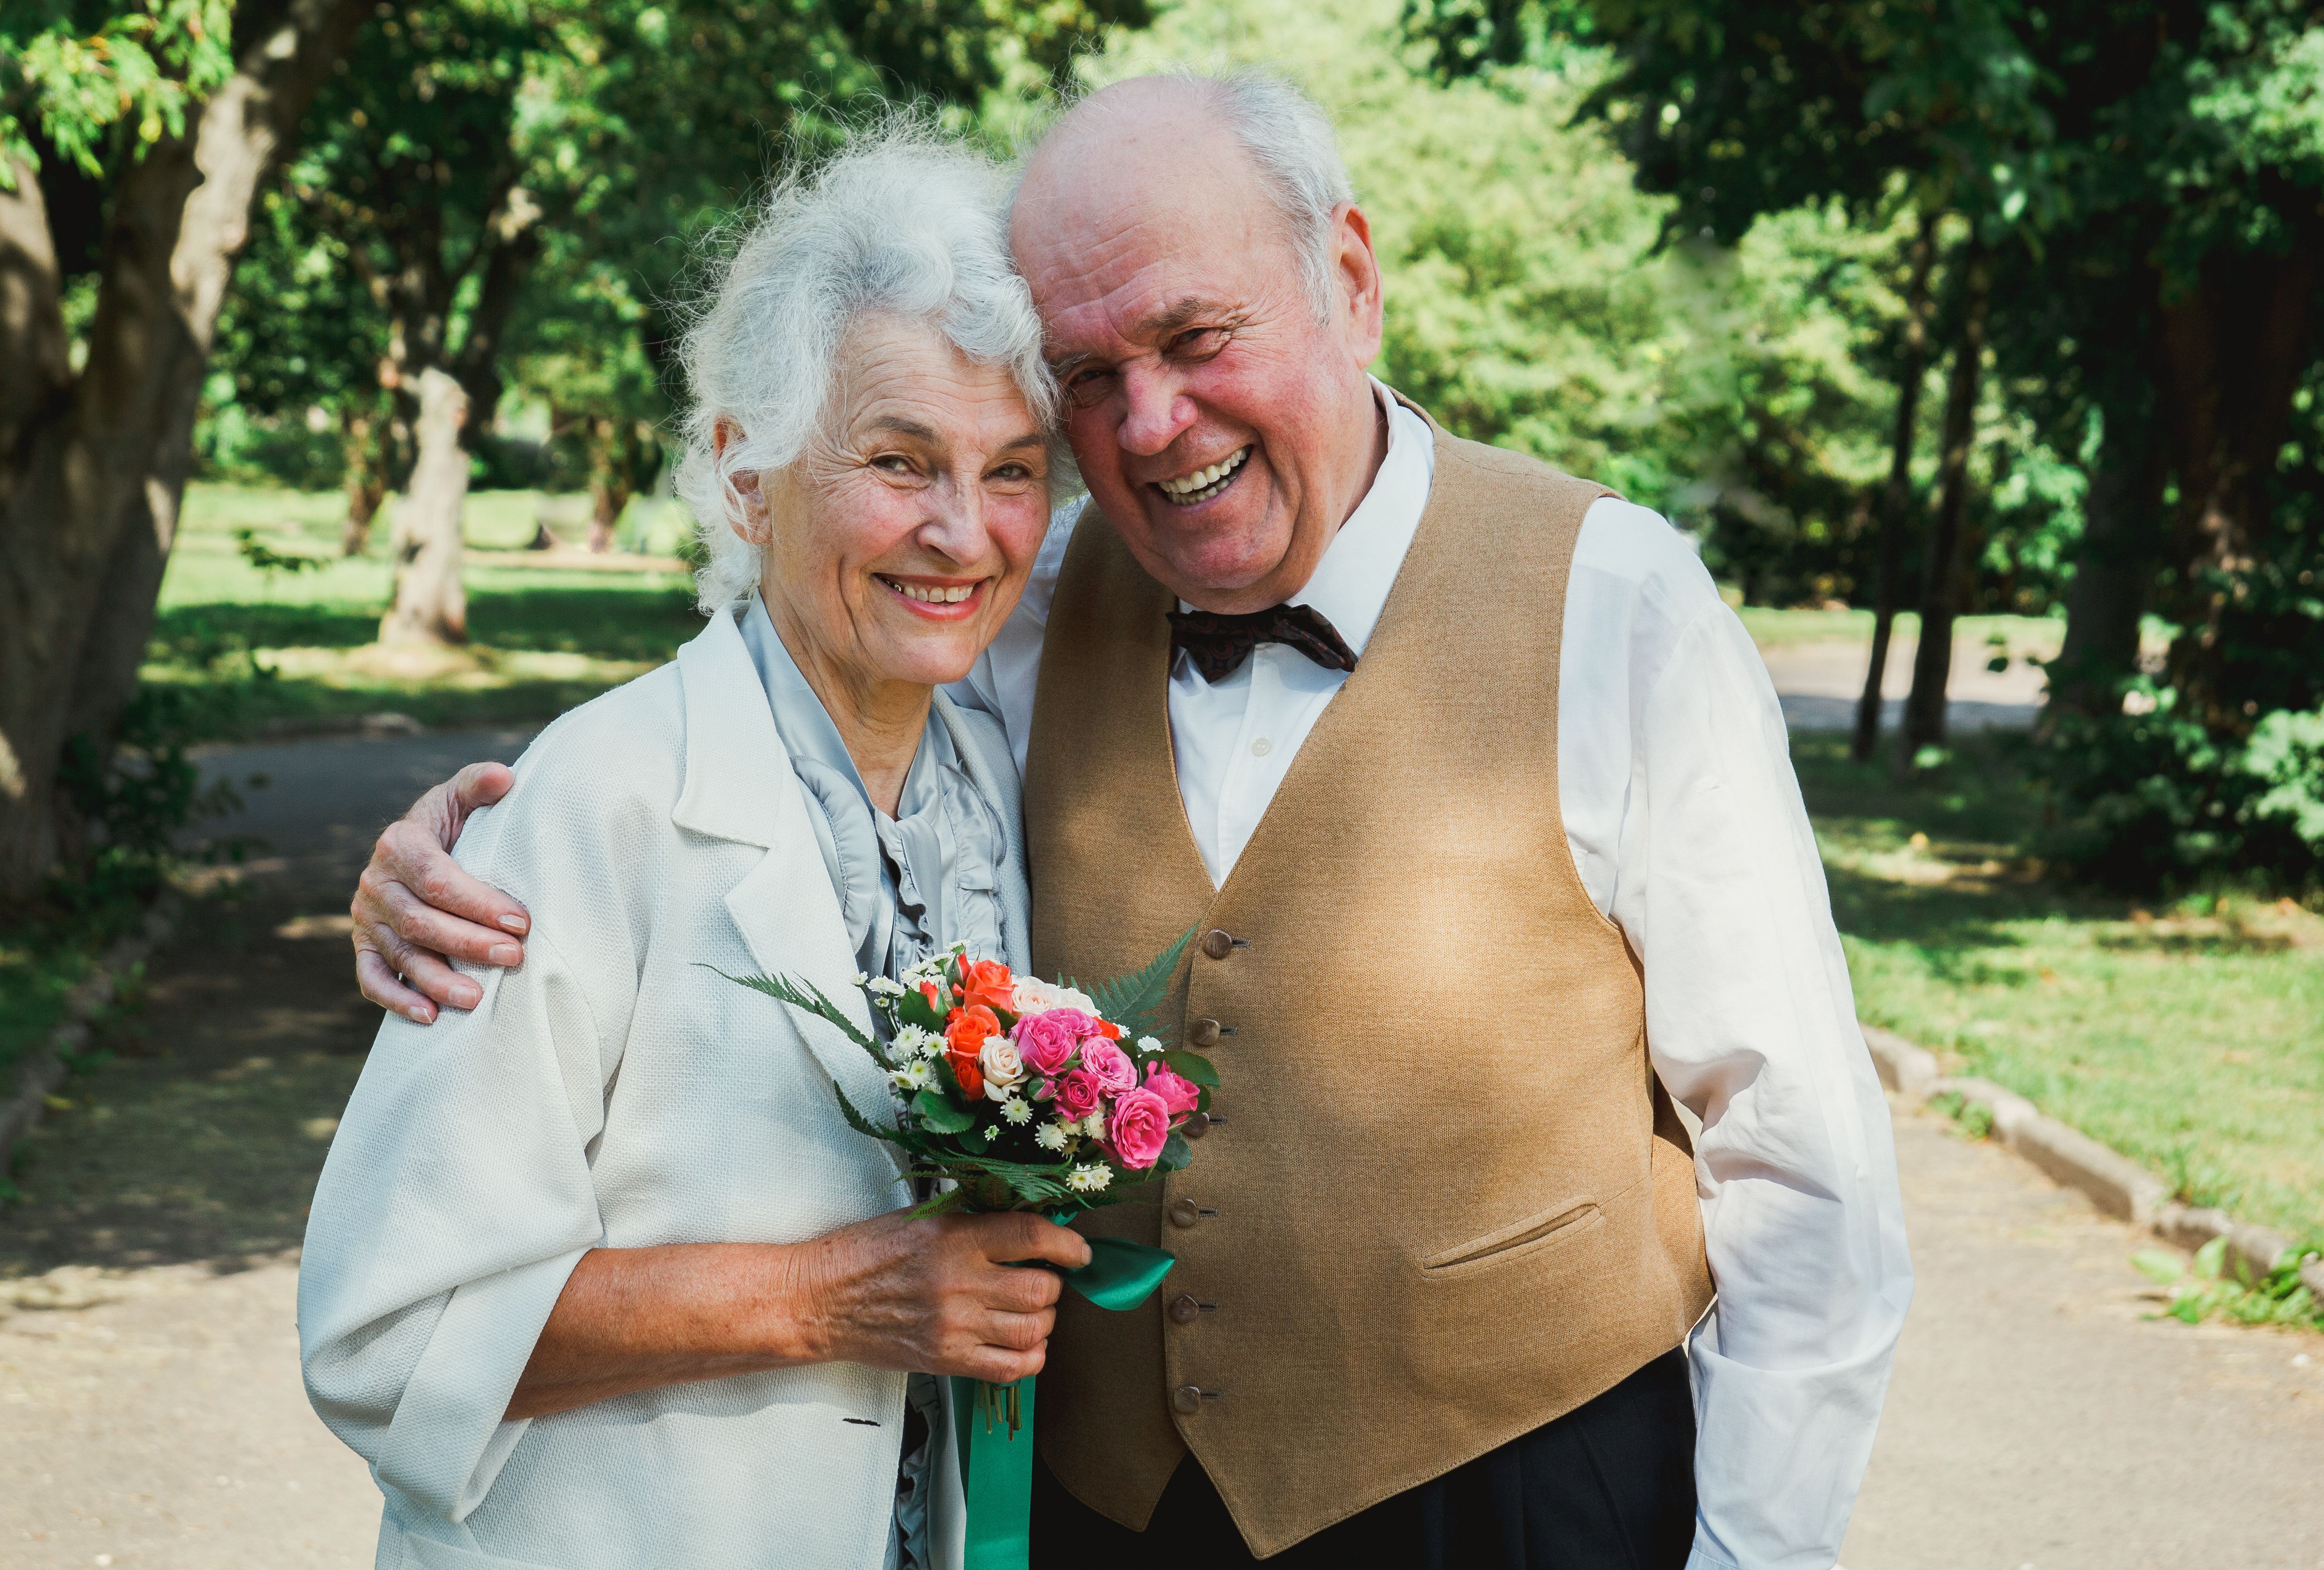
[1011,87,1387,614]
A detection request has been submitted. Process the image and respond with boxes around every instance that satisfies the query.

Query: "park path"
[4,659,2320,1568]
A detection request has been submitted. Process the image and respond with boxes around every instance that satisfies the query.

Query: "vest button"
[1201,929,1236,961]
[1187,1017,1222,1048]
[1168,1198,1201,1229]
[1167,1292,1204,1324]
[1171,1384,1204,1414]
[1182,1111,1211,1140]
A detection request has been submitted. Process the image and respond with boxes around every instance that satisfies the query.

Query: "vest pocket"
[1419,1197,1604,1278]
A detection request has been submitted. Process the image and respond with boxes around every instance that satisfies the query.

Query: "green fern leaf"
[1085,926,1197,1042]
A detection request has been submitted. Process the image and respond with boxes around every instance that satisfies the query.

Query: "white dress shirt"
[952,382,1911,1570]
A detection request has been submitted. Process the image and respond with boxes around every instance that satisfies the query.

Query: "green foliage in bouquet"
[713,930,1209,1219]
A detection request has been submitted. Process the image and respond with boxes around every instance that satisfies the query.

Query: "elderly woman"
[297,129,1089,1570]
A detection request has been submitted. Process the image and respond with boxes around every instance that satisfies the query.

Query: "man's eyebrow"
[1044,297,1236,375]
[1137,296,1228,341]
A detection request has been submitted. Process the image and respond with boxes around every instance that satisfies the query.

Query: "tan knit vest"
[1022,413,1714,1557]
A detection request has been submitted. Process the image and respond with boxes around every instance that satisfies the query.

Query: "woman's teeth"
[1157,446,1252,505]
[885,579,974,604]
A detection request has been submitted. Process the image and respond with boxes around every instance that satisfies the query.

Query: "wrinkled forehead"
[1012,146,1296,360]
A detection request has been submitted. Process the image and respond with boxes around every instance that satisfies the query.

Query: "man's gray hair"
[1016,69,1356,316]
[675,119,1063,614]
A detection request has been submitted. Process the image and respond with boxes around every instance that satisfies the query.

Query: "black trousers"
[1030,1349,1696,1570]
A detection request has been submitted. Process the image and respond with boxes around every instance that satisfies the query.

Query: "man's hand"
[353,762,533,1023]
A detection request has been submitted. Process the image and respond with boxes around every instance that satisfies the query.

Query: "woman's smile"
[876,572,991,618]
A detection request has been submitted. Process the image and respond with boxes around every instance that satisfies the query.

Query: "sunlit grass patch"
[1797,734,2324,1242]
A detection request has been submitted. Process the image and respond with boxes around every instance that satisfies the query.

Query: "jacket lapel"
[672,613,889,1113]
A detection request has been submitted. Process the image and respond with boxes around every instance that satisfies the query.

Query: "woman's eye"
[990,463,1032,482]
[872,454,915,474]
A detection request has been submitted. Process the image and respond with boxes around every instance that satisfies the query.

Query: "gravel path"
[4,717,2318,1570]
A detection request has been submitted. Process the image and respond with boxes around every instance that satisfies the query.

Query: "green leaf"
[1155,1131,1193,1174]
[1160,1049,1218,1089]
[832,1080,900,1143]
[2192,1236,2230,1281]
[1088,927,1197,1042]
[2130,1249,2185,1285]
[912,1089,976,1133]
[703,965,890,1067]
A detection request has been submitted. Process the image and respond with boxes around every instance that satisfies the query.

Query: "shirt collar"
[1172,379,1434,659]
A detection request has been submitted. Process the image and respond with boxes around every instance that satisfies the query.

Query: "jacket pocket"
[1419,1198,1604,1279]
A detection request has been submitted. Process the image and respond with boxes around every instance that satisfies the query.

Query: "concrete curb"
[1862,1023,2322,1300]
[0,894,181,1172]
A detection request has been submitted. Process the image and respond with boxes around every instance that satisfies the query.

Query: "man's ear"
[1331,202,1386,366]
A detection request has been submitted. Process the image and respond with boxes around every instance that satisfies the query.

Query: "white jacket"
[298,609,1030,1570]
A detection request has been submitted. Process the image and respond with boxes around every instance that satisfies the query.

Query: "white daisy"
[887,1062,932,1094]
[1136,1035,1163,1055]
[867,977,909,998]
[1035,1122,1073,1152]
[1081,1111,1107,1140]
[894,1024,942,1059]
[1068,1163,1113,1193]
[1000,1096,1033,1126]
[851,972,869,987]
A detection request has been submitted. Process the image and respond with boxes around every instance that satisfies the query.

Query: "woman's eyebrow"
[864,415,942,444]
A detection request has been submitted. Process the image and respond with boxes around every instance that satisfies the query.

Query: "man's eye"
[1167,327,1228,359]
[1063,368,1116,409]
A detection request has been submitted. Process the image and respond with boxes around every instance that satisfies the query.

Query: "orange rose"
[1095,1019,1123,1040]
[950,1052,985,1101]
[960,959,1016,1016]
[945,1003,1001,1056]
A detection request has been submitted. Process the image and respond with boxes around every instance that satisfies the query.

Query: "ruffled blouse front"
[737,596,1004,1570]
[738,597,1009,982]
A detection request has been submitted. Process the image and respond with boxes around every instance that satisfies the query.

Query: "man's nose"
[1115,362,1195,457]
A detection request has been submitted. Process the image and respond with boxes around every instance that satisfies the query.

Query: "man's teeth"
[1157,446,1252,502]
[888,580,975,604]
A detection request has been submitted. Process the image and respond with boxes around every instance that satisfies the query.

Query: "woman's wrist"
[746,1239,836,1367]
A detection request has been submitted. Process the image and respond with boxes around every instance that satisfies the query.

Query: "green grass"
[1798,734,2324,1244]
[152,484,707,737]
[1734,606,2067,654]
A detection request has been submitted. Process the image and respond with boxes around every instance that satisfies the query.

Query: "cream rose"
[979,1036,1028,1101]
[1009,976,1099,1017]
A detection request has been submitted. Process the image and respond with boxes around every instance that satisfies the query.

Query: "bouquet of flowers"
[720,929,1214,1218]
[717,932,1212,1570]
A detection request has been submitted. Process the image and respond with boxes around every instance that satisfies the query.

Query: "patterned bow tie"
[1166,602,1360,684]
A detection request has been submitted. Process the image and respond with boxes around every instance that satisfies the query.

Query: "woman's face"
[738,318,1053,695]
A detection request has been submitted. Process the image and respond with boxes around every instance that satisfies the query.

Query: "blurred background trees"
[3,0,2320,905]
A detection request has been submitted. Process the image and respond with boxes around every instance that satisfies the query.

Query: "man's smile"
[1154,445,1253,507]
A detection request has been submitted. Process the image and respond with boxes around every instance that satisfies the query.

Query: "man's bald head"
[1005,71,1387,617]
[1014,72,1354,317]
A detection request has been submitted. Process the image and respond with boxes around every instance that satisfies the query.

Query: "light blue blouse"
[737,596,1004,1570]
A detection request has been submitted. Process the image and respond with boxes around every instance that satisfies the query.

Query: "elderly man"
[352,72,1909,1570]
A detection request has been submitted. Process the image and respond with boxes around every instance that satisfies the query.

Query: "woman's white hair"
[675,118,1064,613]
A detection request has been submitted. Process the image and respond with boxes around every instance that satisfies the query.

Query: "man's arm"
[352,762,533,1022]
[1626,604,1913,1570]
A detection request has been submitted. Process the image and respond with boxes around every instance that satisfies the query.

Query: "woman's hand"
[508,1210,1093,1419]
[788,1209,1094,1383]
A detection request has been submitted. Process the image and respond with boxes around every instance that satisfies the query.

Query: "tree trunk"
[379,368,471,646]
[342,410,387,555]
[1852,210,1940,762]
[2046,415,2162,721]
[1899,240,1993,768]
[2156,230,2321,730]
[586,416,635,553]
[0,0,362,900]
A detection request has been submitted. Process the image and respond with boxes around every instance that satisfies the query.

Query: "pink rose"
[1013,1008,1096,1076]
[1105,1087,1172,1170]
[1143,1061,1201,1117]
[1051,1069,1103,1120]
[1081,1038,1137,1096]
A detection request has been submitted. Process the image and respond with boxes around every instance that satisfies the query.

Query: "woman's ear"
[714,417,773,545]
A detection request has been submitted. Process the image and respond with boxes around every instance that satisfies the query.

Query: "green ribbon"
[949,1237,1175,1570]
